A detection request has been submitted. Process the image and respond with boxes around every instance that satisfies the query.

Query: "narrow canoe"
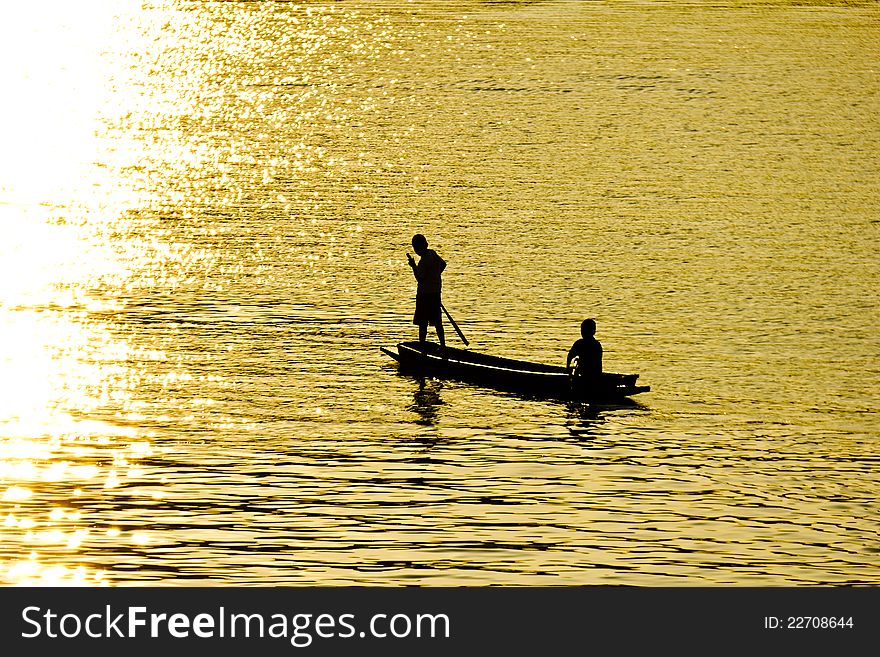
[381,341,650,401]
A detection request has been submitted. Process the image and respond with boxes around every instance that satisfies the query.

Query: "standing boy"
[407,234,446,349]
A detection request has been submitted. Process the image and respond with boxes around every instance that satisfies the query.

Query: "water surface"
[0,1,877,585]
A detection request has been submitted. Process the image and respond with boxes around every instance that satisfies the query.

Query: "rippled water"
[0,1,878,585]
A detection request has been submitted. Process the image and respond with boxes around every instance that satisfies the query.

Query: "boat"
[381,341,650,402]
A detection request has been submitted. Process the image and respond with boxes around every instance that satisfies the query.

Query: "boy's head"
[580,318,596,339]
[411,233,428,254]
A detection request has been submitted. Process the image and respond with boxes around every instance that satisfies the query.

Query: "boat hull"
[382,341,650,401]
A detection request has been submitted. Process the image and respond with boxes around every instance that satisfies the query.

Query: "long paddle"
[441,303,469,347]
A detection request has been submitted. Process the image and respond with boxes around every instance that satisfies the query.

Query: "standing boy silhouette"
[407,234,447,349]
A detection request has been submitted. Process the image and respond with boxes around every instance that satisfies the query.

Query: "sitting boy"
[567,318,602,382]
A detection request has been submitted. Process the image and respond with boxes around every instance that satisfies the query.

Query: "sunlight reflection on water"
[0,1,878,586]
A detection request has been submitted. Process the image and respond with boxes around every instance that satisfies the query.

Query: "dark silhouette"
[407,234,446,348]
[567,318,603,381]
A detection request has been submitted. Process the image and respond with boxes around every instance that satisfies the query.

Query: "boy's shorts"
[413,292,442,327]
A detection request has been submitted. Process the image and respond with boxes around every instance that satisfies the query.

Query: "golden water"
[0,1,877,585]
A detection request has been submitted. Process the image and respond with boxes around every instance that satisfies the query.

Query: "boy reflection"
[408,378,444,426]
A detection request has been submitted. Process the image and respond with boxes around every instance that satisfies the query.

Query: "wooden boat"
[381,341,650,401]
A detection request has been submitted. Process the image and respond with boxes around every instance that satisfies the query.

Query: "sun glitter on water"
[0,2,180,586]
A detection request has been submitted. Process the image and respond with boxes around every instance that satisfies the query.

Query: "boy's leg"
[436,323,445,349]
[418,323,427,343]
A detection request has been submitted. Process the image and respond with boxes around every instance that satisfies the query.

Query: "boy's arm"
[407,253,420,281]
